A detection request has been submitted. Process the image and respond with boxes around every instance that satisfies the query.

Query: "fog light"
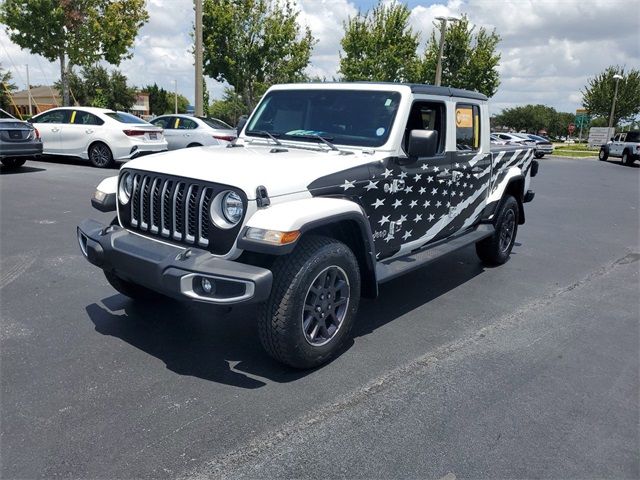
[201,277,215,294]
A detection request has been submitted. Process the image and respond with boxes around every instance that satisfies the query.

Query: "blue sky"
[2,0,638,115]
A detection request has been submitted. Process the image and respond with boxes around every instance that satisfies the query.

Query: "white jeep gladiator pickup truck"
[599,131,640,165]
[78,82,538,368]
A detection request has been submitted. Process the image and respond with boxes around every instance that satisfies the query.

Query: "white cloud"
[2,0,638,114]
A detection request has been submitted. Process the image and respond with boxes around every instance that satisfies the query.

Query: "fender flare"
[481,174,526,225]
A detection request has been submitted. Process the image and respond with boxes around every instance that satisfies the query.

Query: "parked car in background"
[599,131,640,165]
[0,108,43,168]
[516,133,554,158]
[149,115,235,150]
[490,134,507,145]
[29,107,168,168]
[492,132,537,147]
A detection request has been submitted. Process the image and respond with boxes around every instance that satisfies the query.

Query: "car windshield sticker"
[376,127,385,136]
[384,98,392,107]
[70,111,77,123]
[456,107,473,128]
[174,118,180,129]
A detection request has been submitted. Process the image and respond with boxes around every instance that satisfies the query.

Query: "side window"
[151,117,171,129]
[34,110,69,124]
[403,101,446,155]
[456,103,480,151]
[178,118,198,129]
[72,111,104,126]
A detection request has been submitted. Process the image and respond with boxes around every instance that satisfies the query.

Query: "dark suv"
[0,109,43,168]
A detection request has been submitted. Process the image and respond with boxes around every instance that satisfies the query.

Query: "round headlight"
[119,172,133,204]
[221,191,243,224]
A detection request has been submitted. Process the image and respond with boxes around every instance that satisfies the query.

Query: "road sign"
[568,123,576,134]
[575,112,591,128]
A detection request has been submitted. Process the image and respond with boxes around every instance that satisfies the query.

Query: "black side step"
[376,224,495,283]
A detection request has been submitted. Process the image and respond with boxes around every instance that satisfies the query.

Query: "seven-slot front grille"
[127,172,216,248]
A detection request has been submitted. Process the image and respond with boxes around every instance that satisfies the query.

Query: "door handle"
[184,133,191,137]
[471,166,484,174]
[51,127,60,133]
[85,129,94,134]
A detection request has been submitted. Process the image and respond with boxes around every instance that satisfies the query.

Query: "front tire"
[534,152,544,159]
[476,195,519,266]
[1,158,26,168]
[89,142,114,168]
[258,235,361,369]
[599,148,608,161]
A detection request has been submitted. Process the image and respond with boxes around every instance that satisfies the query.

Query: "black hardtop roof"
[298,82,488,101]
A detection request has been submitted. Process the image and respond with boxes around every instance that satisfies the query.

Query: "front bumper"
[77,219,272,304]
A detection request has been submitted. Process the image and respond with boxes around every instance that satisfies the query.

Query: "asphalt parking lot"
[1,155,638,479]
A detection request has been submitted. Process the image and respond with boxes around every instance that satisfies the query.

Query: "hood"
[124,144,379,199]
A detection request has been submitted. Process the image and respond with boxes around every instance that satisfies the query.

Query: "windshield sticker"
[384,98,392,107]
[376,127,385,136]
[285,130,325,136]
[456,107,473,128]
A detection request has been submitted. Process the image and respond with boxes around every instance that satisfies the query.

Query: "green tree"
[1,0,148,106]
[0,63,18,111]
[339,2,421,82]
[55,66,136,110]
[142,83,171,115]
[202,0,315,110]
[581,66,640,126]
[420,15,501,97]
[209,87,248,125]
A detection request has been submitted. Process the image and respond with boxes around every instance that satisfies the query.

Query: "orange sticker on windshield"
[456,108,473,128]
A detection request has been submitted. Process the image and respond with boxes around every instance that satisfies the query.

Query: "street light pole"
[608,73,624,130]
[174,79,178,114]
[434,16,458,86]
[194,0,203,117]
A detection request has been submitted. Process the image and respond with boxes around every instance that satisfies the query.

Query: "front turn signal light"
[245,227,300,245]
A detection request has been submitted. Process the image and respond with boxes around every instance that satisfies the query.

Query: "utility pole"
[174,79,178,114]
[195,0,204,117]
[434,16,458,86]
[25,64,32,116]
[608,73,624,130]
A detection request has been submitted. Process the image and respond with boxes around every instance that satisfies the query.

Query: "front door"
[360,100,451,260]
[59,110,103,157]
[32,109,69,154]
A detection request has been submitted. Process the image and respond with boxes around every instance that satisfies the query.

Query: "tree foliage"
[142,83,171,115]
[0,63,18,111]
[209,87,248,126]
[339,3,421,82]
[202,0,315,110]
[493,104,577,138]
[420,15,501,97]
[1,0,148,106]
[581,65,640,126]
[55,65,136,110]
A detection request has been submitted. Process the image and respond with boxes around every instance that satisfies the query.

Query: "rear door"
[176,117,199,147]
[151,116,180,149]
[31,109,69,154]
[445,102,491,237]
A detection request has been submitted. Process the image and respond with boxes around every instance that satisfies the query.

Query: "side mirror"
[408,129,438,159]
[236,115,248,136]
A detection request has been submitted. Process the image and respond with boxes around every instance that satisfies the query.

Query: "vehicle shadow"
[0,165,46,175]
[84,246,486,388]
[36,155,120,169]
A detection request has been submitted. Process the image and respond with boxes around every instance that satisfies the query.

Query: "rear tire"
[622,150,634,166]
[258,235,361,369]
[1,158,26,168]
[89,142,114,168]
[534,152,544,159]
[598,148,608,161]
[187,143,202,148]
[476,195,519,266]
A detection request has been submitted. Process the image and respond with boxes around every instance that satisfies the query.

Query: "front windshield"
[246,89,402,148]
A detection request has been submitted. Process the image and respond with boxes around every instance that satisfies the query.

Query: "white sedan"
[149,114,234,150]
[30,107,168,168]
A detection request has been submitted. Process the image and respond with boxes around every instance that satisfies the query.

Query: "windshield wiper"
[250,130,282,146]
[286,133,340,151]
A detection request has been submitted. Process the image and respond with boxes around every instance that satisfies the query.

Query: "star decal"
[413,173,422,181]
[364,180,379,191]
[433,166,440,172]
[427,176,434,183]
[382,168,393,178]
[431,188,438,195]
[446,201,451,208]
[435,200,442,207]
[443,189,448,195]
[421,163,430,170]
[378,215,390,226]
[385,234,395,243]
[398,214,407,224]
[409,200,418,208]
[454,163,460,168]
[423,200,431,208]
[371,198,385,209]
[398,171,408,180]
[341,179,355,190]
[428,213,435,221]
[402,230,413,241]
[392,198,403,209]
[419,187,426,195]
[404,185,413,193]
[413,213,422,222]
